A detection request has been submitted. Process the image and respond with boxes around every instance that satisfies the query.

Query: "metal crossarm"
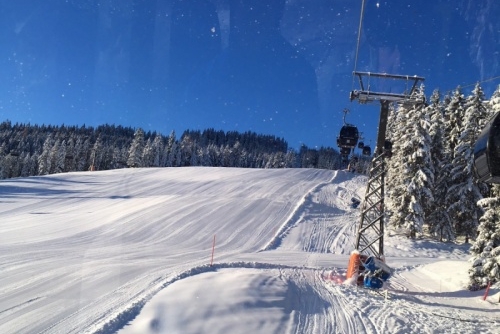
[350,71,425,105]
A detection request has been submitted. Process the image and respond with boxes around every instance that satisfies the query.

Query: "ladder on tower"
[356,151,385,257]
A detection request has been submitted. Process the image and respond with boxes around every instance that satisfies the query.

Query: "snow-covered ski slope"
[0,167,498,334]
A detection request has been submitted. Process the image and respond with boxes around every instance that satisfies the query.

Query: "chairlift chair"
[358,141,364,149]
[337,108,360,153]
[337,124,359,149]
[474,111,500,183]
[362,145,371,156]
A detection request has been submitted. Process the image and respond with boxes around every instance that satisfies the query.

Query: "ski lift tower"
[347,71,425,280]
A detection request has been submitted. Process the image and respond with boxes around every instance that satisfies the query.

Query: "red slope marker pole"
[210,234,216,266]
[483,281,491,301]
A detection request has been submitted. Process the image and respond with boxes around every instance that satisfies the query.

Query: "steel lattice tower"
[350,72,425,258]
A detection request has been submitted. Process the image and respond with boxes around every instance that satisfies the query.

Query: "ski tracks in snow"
[281,268,380,334]
[99,263,382,334]
[262,170,363,254]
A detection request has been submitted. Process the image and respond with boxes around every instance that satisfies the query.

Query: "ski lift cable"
[460,75,500,90]
[442,75,500,96]
[352,0,367,91]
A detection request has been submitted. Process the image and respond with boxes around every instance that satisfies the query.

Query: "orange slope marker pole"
[210,234,216,266]
[483,281,491,301]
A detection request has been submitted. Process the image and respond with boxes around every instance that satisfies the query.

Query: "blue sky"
[0,0,498,149]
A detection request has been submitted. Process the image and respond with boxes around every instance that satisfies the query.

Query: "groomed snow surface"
[1,167,498,334]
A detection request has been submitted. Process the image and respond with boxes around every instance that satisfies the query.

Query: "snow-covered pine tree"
[127,128,145,168]
[65,136,76,172]
[427,90,454,241]
[89,135,103,170]
[142,138,153,167]
[230,141,242,167]
[221,144,232,167]
[54,140,66,174]
[47,139,66,174]
[74,136,88,172]
[442,89,464,238]
[111,146,128,169]
[396,86,434,237]
[386,103,408,229]
[0,153,16,179]
[447,84,488,242]
[202,143,217,166]
[20,152,32,177]
[151,134,164,167]
[443,88,465,160]
[468,185,500,290]
[488,84,500,117]
[174,142,182,167]
[11,153,22,178]
[195,146,206,166]
[165,131,176,167]
[38,134,54,175]
[287,150,298,168]
[189,143,199,167]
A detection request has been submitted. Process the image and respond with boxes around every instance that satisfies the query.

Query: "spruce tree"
[444,88,465,160]
[127,128,145,168]
[427,90,454,240]
[398,87,433,237]
[90,135,103,170]
[386,103,408,229]
[447,84,488,242]
[20,153,32,177]
[488,84,500,118]
[151,134,164,167]
[469,185,500,290]
[54,140,66,174]
[142,138,153,167]
[38,134,54,175]
[65,137,76,172]
[74,136,86,171]
[442,88,465,239]
[165,131,177,167]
